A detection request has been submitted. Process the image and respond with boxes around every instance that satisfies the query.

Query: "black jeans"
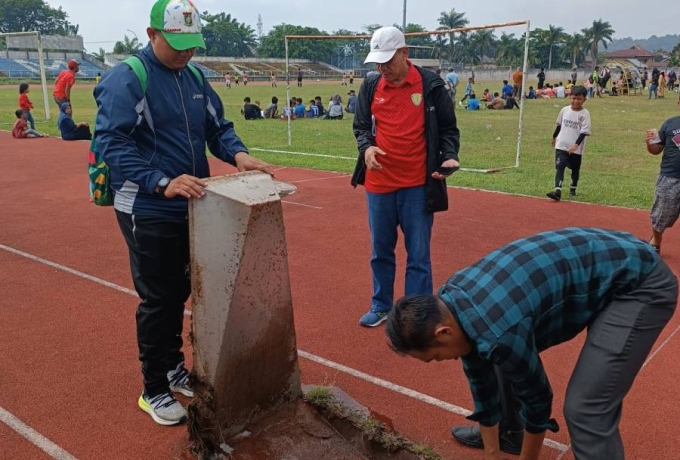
[554,149,582,189]
[116,211,191,397]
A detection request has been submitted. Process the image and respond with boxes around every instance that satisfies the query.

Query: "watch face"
[159,177,170,187]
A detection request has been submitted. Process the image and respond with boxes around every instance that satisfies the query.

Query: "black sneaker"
[546,189,562,201]
[451,425,523,455]
[569,188,577,197]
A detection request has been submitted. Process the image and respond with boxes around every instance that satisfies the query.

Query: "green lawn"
[1,79,678,209]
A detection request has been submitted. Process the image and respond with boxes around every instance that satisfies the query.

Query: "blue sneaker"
[359,310,389,327]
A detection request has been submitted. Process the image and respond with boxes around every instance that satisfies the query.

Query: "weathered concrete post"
[188,171,301,454]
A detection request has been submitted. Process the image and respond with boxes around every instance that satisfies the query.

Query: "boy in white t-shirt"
[547,86,591,201]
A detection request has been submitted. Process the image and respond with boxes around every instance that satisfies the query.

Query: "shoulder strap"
[122,56,148,93]
[187,63,204,86]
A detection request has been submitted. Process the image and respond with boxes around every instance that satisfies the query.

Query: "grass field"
[1,78,679,209]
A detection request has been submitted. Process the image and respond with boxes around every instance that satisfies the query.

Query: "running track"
[1,132,679,460]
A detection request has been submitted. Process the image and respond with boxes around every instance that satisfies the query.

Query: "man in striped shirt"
[387,227,677,460]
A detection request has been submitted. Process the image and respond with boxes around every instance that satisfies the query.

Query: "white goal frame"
[284,20,531,174]
[1,31,51,120]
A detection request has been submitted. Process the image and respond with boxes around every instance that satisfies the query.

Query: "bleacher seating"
[0,57,106,78]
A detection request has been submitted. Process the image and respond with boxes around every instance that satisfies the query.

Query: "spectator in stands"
[12,109,48,139]
[53,60,79,108]
[18,83,35,130]
[263,96,278,118]
[325,94,343,120]
[57,102,92,141]
[307,99,319,118]
[487,92,505,110]
[297,67,303,87]
[294,98,306,118]
[241,96,262,119]
[345,89,357,113]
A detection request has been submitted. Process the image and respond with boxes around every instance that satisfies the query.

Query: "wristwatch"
[156,177,170,197]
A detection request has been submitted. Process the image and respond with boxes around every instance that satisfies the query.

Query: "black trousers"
[116,211,191,397]
[554,149,582,189]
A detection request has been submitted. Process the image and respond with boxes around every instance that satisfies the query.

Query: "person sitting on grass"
[465,92,480,110]
[241,97,263,120]
[12,109,48,138]
[504,94,519,109]
[324,94,343,120]
[481,89,492,102]
[314,96,326,117]
[307,99,320,118]
[526,86,537,99]
[294,97,306,118]
[263,96,278,119]
[57,102,92,141]
[487,92,505,110]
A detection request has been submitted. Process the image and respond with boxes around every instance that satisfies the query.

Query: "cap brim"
[161,31,206,50]
[364,49,397,64]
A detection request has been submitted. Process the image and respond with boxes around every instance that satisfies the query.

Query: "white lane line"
[642,322,680,369]
[0,407,79,460]
[250,148,355,161]
[0,244,137,297]
[281,200,323,210]
[298,350,569,452]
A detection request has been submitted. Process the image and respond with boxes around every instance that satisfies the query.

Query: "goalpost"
[1,31,51,120]
[281,20,531,174]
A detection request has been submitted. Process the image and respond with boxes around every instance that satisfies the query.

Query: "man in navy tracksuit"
[94,0,273,426]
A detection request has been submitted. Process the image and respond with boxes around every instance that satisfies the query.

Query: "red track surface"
[1,132,678,460]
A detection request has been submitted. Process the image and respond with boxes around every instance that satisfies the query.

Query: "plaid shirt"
[438,227,659,433]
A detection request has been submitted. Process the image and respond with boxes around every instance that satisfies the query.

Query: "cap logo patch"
[183,11,193,27]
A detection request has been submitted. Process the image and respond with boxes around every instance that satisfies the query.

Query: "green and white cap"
[150,0,206,50]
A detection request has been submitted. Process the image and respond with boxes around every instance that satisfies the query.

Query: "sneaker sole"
[138,395,186,426]
[170,385,194,398]
[359,315,389,327]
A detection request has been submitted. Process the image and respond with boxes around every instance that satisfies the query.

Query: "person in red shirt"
[351,26,460,328]
[53,59,79,108]
[12,110,48,139]
[18,83,36,130]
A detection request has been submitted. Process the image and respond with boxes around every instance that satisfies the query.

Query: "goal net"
[245,21,530,174]
[0,31,51,121]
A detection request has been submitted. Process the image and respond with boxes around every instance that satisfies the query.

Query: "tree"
[201,12,256,57]
[258,24,336,62]
[437,8,469,65]
[495,32,523,67]
[561,33,587,67]
[582,19,615,68]
[0,0,78,35]
[112,34,142,55]
[542,25,565,69]
[470,29,496,64]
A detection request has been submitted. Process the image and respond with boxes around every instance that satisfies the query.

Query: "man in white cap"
[351,26,460,327]
[94,0,273,426]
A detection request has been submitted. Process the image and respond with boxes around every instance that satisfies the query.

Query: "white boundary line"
[0,407,79,460]
[0,245,579,453]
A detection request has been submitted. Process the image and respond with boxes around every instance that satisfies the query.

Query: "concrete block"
[188,171,301,450]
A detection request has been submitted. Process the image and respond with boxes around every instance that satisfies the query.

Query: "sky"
[47,0,677,53]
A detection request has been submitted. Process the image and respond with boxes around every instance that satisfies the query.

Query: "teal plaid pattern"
[439,227,659,433]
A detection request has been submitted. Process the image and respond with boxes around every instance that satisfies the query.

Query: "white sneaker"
[167,362,194,397]
[138,392,187,426]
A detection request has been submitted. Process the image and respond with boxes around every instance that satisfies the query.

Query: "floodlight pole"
[36,33,50,121]
[402,0,407,31]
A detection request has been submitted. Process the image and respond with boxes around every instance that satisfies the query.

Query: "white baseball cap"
[364,26,406,64]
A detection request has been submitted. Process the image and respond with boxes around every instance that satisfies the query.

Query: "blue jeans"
[26,111,35,130]
[648,84,658,99]
[366,185,434,313]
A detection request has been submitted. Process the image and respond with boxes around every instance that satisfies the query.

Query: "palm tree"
[431,35,450,68]
[543,25,565,69]
[561,33,587,67]
[495,32,523,67]
[582,19,615,69]
[437,8,469,65]
[471,29,496,65]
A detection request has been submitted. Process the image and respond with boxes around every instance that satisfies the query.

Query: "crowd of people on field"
[240,89,357,121]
